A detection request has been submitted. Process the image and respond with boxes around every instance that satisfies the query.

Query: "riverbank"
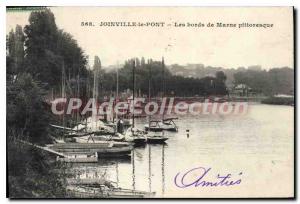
[261,96,294,106]
[7,140,68,198]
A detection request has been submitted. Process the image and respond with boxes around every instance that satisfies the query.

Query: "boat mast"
[132,59,135,128]
[148,59,151,126]
[76,73,80,131]
[162,57,165,120]
[92,56,100,127]
[61,60,66,138]
[116,62,119,121]
[92,64,96,129]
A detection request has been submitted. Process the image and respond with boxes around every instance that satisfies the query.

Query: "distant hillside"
[169,64,264,86]
[169,64,294,95]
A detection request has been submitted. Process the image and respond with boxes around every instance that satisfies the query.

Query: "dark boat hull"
[163,127,177,132]
[145,126,163,132]
[49,142,133,157]
[98,149,132,157]
[133,138,146,144]
[147,137,168,144]
[145,126,177,132]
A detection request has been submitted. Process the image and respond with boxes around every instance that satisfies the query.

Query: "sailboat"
[60,62,122,141]
[143,58,169,144]
[125,59,147,144]
[50,57,133,156]
[144,57,178,132]
[145,117,178,132]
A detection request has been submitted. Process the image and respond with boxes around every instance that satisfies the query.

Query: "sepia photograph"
[6,6,294,198]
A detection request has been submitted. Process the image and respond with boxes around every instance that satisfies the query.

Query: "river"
[68,104,294,198]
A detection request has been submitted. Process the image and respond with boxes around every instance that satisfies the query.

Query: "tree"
[7,73,52,144]
[23,9,60,86]
[268,68,294,95]
[234,70,274,95]
[7,25,25,75]
[7,9,91,198]
[24,9,88,90]
[215,71,228,95]
[141,57,146,67]
[93,56,101,71]
[57,30,88,82]
[216,71,227,83]
[100,58,229,97]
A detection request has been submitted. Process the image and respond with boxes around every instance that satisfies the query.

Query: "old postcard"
[6,7,294,198]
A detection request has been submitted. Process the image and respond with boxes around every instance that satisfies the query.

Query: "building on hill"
[231,84,256,97]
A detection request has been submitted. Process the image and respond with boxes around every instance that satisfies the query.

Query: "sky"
[6,7,294,69]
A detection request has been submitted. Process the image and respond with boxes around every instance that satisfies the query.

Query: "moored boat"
[146,131,168,144]
[124,127,146,144]
[145,118,178,132]
[49,141,133,157]
[56,152,98,163]
[66,185,155,198]
[144,120,164,132]
[147,136,168,144]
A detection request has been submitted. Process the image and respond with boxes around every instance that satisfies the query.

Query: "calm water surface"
[68,104,294,198]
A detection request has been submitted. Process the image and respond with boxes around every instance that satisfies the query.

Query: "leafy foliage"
[101,59,228,97]
[7,73,52,144]
[23,9,87,89]
[7,140,67,198]
[6,9,84,198]
[233,67,294,95]
[169,64,294,96]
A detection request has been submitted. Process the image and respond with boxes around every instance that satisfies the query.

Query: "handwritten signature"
[174,167,242,188]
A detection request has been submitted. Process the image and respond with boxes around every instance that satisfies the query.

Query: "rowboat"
[49,141,133,157]
[66,185,155,198]
[56,152,98,163]
[146,131,168,144]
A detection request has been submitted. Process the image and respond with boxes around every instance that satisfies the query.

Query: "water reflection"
[67,144,167,196]
[148,145,152,193]
[115,162,119,188]
[131,150,135,190]
[67,105,293,197]
[161,144,165,196]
